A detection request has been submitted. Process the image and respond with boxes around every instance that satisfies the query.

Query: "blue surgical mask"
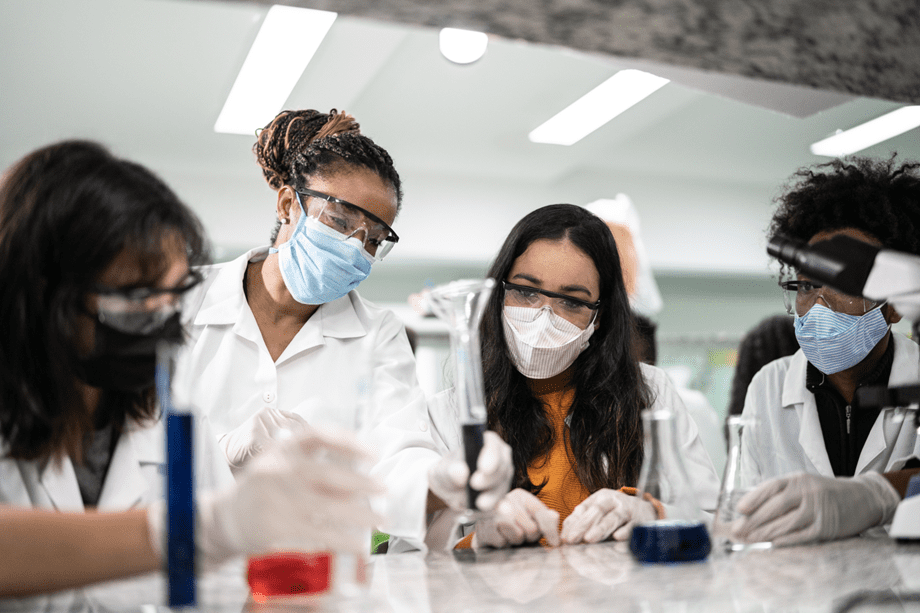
[794,303,890,375]
[273,196,374,305]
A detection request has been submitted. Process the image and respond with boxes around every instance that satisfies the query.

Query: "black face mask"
[74,313,184,392]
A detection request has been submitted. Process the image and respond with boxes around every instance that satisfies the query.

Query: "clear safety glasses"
[90,272,202,334]
[297,188,399,261]
[503,281,600,329]
[780,278,880,317]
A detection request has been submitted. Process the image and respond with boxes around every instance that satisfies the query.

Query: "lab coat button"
[263,391,275,403]
[418,420,428,432]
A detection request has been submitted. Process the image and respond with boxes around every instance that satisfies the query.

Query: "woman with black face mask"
[0,139,235,510]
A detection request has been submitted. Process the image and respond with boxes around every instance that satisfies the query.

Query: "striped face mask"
[794,303,889,375]
[502,305,595,380]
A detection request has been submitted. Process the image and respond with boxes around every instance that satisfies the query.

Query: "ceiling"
[2,0,919,275]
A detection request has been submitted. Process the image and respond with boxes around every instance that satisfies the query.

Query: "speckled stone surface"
[2,536,920,611]
[210,0,920,104]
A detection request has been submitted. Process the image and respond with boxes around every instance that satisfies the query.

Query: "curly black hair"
[254,109,402,244]
[768,156,920,271]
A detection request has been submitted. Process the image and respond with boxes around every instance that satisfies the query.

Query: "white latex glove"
[147,427,382,569]
[560,488,658,544]
[472,488,561,549]
[732,472,901,547]
[218,407,310,472]
[428,430,513,512]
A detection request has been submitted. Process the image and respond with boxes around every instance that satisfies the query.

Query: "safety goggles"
[89,271,202,334]
[297,189,399,261]
[780,278,880,317]
[503,281,600,329]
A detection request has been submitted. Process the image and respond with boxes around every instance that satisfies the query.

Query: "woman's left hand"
[561,489,657,544]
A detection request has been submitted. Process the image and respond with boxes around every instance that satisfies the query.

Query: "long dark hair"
[0,140,209,462]
[482,204,652,492]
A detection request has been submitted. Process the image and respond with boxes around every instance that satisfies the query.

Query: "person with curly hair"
[734,156,920,546]
[178,109,511,552]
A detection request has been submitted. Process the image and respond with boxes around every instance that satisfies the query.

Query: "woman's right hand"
[218,407,310,470]
[150,427,383,568]
[473,488,561,549]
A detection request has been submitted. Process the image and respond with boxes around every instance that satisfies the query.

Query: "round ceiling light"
[439,28,488,65]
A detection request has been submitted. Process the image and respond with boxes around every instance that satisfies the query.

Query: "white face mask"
[502,305,596,379]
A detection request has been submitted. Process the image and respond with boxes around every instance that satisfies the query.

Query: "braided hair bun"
[253,109,402,208]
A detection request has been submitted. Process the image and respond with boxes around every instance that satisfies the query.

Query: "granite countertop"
[2,535,919,612]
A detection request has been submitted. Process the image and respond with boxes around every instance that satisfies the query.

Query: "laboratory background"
[2,0,919,484]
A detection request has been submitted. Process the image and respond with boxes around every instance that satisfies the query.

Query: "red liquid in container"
[247,552,331,602]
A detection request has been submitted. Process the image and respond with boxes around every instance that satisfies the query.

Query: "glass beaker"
[712,415,772,552]
[629,407,711,563]
[246,349,376,603]
[426,278,496,517]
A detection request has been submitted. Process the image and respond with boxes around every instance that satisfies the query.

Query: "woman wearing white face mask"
[447,204,719,549]
[180,109,510,553]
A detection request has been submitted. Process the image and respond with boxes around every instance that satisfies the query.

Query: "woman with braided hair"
[179,109,512,552]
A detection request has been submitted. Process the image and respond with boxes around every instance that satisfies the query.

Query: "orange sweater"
[457,371,628,549]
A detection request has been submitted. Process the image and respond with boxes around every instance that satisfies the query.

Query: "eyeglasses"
[780,278,880,317]
[90,271,202,334]
[503,281,600,328]
[297,188,399,261]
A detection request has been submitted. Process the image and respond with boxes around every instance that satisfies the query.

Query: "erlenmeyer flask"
[629,407,711,563]
[712,415,772,552]
[426,278,495,517]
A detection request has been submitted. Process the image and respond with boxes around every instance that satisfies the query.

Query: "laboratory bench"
[2,534,919,612]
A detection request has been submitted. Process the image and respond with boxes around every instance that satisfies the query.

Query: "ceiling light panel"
[528,69,670,146]
[810,106,920,156]
[214,5,337,135]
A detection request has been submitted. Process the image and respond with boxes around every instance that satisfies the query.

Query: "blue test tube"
[156,343,196,608]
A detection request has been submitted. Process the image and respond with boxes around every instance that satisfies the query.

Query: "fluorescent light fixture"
[214,5,337,135]
[810,106,920,156]
[528,69,669,146]
[439,28,488,64]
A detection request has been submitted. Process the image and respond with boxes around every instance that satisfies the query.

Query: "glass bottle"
[426,278,495,517]
[712,416,772,552]
[629,407,711,563]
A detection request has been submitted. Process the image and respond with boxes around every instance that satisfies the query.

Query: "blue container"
[629,520,711,563]
[166,412,196,607]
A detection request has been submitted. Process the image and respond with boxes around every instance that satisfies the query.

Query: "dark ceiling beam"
[205,0,920,104]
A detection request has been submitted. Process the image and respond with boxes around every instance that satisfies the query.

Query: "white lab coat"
[178,247,443,550]
[740,332,920,482]
[427,363,721,514]
[0,417,232,511]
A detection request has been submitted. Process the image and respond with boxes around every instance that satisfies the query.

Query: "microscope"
[768,233,920,540]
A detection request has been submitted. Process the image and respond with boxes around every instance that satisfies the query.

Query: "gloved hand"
[428,430,513,512]
[732,472,901,547]
[473,488,560,549]
[218,407,310,471]
[147,427,382,569]
[561,488,658,544]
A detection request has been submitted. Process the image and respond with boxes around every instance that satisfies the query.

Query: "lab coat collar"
[97,420,164,511]
[193,246,268,326]
[274,294,368,365]
[37,419,164,511]
[781,333,919,476]
[782,349,834,475]
[855,333,920,474]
